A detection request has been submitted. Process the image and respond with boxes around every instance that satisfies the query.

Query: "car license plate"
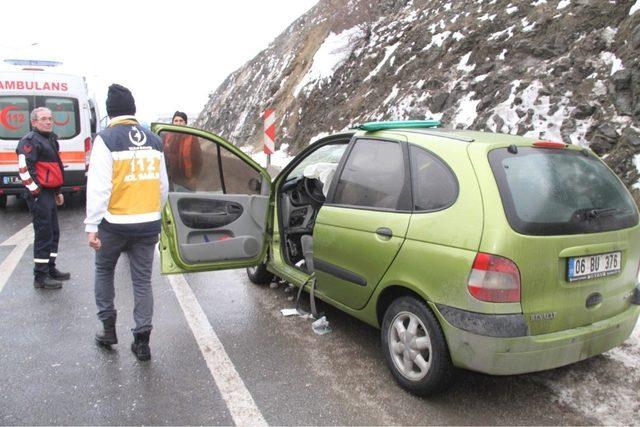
[567,251,621,282]
[2,176,21,185]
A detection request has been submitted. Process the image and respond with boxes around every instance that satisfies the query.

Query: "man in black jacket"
[16,107,71,289]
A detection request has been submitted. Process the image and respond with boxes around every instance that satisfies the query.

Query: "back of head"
[106,84,136,118]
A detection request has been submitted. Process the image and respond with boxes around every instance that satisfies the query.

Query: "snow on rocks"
[293,25,365,97]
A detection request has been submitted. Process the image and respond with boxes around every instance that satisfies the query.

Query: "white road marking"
[0,224,33,294]
[167,273,267,426]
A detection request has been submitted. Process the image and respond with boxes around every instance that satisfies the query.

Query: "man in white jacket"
[84,84,168,361]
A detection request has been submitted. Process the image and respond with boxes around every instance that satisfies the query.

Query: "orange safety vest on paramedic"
[98,121,163,236]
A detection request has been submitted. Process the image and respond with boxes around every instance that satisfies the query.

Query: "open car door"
[151,123,272,274]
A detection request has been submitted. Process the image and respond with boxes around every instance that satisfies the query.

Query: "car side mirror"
[248,177,261,192]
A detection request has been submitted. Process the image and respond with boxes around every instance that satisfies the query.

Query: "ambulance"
[0,59,101,208]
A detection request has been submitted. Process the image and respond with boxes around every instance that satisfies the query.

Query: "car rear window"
[489,147,639,235]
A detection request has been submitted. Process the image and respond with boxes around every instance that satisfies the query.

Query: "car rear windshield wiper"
[586,208,619,219]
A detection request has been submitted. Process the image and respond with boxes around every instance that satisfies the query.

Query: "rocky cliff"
[195,0,640,195]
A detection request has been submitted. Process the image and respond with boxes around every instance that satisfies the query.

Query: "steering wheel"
[303,177,325,204]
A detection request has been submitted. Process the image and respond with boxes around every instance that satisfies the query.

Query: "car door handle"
[376,227,393,238]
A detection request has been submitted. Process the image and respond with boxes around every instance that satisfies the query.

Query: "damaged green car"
[153,121,640,396]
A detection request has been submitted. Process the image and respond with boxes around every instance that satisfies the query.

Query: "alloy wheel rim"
[388,311,432,381]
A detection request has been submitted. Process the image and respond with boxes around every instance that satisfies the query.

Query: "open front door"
[151,123,271,274]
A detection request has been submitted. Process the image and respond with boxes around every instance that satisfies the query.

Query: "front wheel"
[246,262,274,285]
[381,296,453,396]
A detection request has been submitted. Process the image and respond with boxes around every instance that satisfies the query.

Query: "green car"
[153,120,640,396]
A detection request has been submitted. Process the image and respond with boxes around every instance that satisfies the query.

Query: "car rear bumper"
[433,303,640,375]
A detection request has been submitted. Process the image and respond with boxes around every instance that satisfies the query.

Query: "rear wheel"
[246,262,274,285]
[381,296,453,396]
[0,195,6,209]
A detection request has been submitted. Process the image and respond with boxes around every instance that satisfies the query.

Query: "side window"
[0,96,30,139]
[89,99,98,135]
[332,138,409,210]
[161,130,261,195]
[410,145,458,211]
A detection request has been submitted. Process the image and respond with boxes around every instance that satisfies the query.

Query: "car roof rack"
[355,120,440,132]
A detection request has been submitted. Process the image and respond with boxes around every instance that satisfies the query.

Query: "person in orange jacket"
[163,111,202,191]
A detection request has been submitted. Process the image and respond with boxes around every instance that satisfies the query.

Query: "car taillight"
[84,137,91,170]
[467,252,521,303]
[533,140,566,149]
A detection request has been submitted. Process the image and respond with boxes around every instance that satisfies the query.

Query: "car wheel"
[246,262,274,285]
[0,195,6,209]
[381,296,453,396]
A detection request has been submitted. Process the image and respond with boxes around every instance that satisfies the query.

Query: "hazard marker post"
[263,108,275,168]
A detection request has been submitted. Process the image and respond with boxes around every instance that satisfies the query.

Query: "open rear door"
[151,123,271,274]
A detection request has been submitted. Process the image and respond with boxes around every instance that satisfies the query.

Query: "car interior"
[277,140,350,273]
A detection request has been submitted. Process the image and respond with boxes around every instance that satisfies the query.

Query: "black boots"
[96,321,151,362]
[131,331,151,361]
[33,275,62,289]
[95,317,118,347]
[49,268,71,281]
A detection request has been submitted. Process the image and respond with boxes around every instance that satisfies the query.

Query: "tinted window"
[410,145,458,211]
[0,96,30,139]
[333,138,409,210]
[489,147,639,235]
[161,130,261,195]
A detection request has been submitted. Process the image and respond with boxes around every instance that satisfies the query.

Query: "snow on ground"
[535,318,640,426]
[630,0,640,15]
[293,25,364,97]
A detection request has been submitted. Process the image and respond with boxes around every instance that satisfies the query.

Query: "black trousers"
[26,190,60,278]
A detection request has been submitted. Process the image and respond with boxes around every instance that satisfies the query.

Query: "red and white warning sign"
[263,108,275,155]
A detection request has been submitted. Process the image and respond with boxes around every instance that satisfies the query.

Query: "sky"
[0,0,318,123]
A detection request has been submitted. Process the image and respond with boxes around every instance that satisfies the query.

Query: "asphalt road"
[0,195,629,425]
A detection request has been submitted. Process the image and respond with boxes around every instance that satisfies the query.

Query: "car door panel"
[168,193,269,264]
[314,206,410,309]
[151,123,271,274]
[313,135,411,310]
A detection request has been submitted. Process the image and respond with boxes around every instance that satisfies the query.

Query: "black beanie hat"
[106,84,136,117]
[172,111,188,123]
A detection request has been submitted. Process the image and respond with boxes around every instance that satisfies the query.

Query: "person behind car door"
[163,111,202,191]
[84,84,168,361]
[16,107,71,290]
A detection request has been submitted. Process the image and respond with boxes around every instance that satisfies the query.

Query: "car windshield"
[286,143,348,181]
[489,147,639,235]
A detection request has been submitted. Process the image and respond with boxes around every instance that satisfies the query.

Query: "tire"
[246,262,274,285]
[381,296,453,396]
[0,195,6,209]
